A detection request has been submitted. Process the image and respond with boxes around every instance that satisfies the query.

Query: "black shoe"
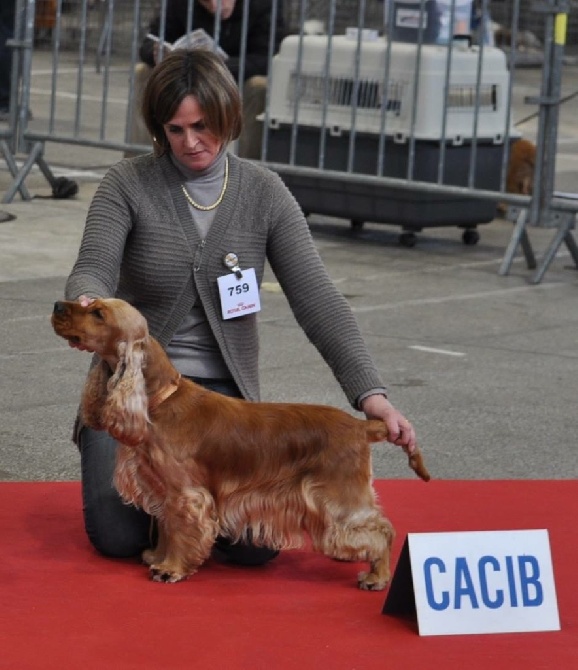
[212,536,280,567]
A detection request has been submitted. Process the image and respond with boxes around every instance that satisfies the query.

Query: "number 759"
[228,283,250,297]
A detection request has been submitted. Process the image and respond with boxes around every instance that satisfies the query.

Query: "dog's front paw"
[149,563,190,583]
[357,570,389,591]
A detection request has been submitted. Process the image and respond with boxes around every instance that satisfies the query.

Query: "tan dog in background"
[506,138,536,197]
[498,138,536,214]
[52,298,430,589]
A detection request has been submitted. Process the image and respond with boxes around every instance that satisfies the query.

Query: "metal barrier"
[1,0,576,282]
[1,0,33,200]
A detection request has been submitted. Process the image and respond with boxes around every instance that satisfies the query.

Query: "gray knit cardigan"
[65,152,386,406]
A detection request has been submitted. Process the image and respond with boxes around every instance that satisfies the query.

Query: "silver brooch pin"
[223,252,243,279]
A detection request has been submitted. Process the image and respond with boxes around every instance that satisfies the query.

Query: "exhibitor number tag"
[217,267,261,320]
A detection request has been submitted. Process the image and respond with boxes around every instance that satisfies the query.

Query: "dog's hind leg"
[355,513,395,591]
[313,505,395,591]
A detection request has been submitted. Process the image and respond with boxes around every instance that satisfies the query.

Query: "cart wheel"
[462,229,480,245]
[399,232,417,248]
[351,219,364,231]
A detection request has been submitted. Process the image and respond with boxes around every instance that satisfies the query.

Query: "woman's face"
[163,95,222,171]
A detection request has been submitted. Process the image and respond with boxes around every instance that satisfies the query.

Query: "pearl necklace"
[181,157,229,211]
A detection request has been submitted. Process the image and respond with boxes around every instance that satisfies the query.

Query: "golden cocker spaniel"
[52,298,430,588]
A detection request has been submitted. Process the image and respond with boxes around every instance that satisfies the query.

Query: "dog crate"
[264,34,519,245]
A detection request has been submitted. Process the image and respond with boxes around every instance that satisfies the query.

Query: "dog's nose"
[53,301,67,315]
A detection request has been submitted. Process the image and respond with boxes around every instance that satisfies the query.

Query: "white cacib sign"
[384,529,561,637]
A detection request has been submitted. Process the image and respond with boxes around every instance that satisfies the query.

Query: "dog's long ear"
[80,360,112,431]
[101,338,150,446]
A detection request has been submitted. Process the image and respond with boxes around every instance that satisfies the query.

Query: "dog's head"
[52,298,151,444]
[52,298,148,366]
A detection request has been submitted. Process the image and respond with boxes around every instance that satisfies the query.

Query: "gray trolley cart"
[264,35,516,246]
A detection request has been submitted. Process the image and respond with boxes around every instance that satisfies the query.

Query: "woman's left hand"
[360,394,417,453]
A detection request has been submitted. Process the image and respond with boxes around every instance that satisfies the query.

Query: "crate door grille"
[288,73,405,117]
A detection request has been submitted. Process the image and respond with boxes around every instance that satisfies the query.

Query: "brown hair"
[141,49,243,155]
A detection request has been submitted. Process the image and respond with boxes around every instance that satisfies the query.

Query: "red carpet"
[1,480,576,669]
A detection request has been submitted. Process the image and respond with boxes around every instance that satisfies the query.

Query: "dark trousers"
[78,376,278,566]
[0,3,15,110]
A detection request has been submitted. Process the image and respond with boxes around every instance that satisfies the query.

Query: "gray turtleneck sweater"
[66,151,387,405]
[166,150,231,379]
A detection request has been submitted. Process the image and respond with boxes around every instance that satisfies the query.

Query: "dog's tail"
[366,421,431,482]
[405,447,431,482]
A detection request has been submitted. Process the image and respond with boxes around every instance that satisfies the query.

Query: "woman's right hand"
[77,294,95,307]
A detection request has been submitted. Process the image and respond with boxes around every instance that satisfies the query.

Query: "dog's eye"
[91,308,104,320]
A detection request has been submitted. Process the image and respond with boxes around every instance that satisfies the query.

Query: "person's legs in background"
[238,75,267,159]
[470,0,495,46]
[0,2,16,120]
[123,62,154,158]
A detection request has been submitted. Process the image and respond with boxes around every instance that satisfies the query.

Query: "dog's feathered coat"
[52,298,429,588]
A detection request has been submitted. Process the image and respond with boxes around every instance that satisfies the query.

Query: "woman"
[66,49,417,566]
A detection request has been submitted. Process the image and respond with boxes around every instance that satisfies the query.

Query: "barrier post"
[1,0,35,202]
[500,0,578,282]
